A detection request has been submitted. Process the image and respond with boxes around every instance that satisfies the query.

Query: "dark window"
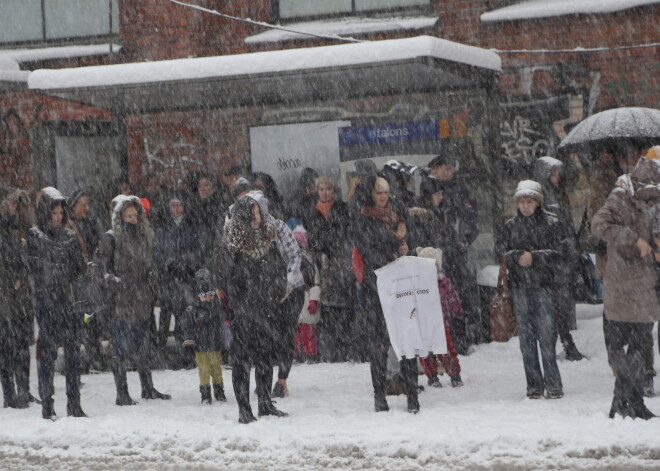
[275,0,432,21]
[0,0,119,45]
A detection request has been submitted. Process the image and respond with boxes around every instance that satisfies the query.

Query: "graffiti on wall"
[500,115,551,169]
[143,134,205,185]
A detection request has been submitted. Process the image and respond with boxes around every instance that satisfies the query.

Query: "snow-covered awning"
[28,36,501,113]
[481,0,659,22]
[245,16,439,44]
[0,44,120,91]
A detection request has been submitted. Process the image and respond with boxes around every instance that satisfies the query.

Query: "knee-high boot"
[256,363,287,418]
[112,358,137,406]
[232,363,256,424]
[138,368,171,400]
[369,349,389,412]
[400,357,420,413]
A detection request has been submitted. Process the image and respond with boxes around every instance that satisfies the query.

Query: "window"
[0,0,119,45]
[276,0,432,21]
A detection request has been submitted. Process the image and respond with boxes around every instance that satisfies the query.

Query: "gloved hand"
[307,300,318,315]
[182,339,196,348]
[104,273,122,289]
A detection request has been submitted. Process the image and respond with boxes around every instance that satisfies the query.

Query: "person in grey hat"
[503,180,564,400]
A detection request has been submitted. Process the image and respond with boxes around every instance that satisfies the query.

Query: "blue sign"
[338,120,439,147]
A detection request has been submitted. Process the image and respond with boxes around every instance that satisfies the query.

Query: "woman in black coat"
[224,197,290,423]
[99,195,171,406]
[351,175,419,413]
[27,187,85,419]
[303,175,355,362]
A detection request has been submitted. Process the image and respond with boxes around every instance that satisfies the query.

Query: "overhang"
[28,36,501,114]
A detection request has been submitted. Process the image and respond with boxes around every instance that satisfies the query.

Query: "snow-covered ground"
[2,303,660,471]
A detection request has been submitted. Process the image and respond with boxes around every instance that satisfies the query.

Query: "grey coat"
[592,170,660,323]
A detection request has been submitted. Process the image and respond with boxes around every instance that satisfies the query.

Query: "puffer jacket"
[26,187,84,301]
[98,195,158,323]
[503,207,564,289]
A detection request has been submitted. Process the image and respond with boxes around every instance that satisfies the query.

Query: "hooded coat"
[182,269,227,352]
[533,157,580,285]
[591,160,660,323]
[98,195,158,323]
[27,187,84,302]
[223,197,288,358]
[0,191,26,323]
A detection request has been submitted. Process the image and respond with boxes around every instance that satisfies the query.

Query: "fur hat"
[416,246,444,278]
[514,180,544,204]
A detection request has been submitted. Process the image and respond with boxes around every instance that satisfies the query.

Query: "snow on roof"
[481,0,659,22]
[0,44,121,63]
[28,36,501,91]
[0,44,120,84]
[245,16,438,44]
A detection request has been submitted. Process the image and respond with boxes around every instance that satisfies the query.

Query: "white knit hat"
[514,180,544,204]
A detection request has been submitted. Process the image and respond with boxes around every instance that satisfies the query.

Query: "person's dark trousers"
[348,283,370,363]
[554,287,582,359]
[81,317,107,372]
[369,348,388,409]
[276,288,304,381]
[36,298,82,409]
[609,320,654,414]
[319,305,354,363]
[446,255,479,351]
[603,311,625,376]
[0,329,18,406]
[400,357,420,412]
[511,287,563,395]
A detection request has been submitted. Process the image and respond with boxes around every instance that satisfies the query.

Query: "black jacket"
[183,297,227,352]
[27,188,84,301]
[503,207,564,289]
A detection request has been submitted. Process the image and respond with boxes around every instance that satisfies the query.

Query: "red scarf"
[316,199,335,220]
[360,204,400,228]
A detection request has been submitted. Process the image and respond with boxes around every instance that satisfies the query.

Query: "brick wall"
[0,92,111,188]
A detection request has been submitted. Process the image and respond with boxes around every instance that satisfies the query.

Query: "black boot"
[113,360,137,406]
[67,400,87,417]
[41,397,57,420]
[401,358,420,414]
[563,338,585,361]
[257,399,288,417]
[139,369,171,400]
[213,383,227,402]
[239,406,257,424]
[200,385,212,405]
[370,349,389,412]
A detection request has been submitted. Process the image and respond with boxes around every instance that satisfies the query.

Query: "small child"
[416,247,464,388]
[182,268,228,404]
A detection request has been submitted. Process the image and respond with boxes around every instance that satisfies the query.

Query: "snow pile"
[245,16,439,44]
[481,0,659,22]
[28,36,501,91]
[1,304,660,470]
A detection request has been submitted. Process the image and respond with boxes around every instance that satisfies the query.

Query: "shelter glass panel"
[0,0,42,43]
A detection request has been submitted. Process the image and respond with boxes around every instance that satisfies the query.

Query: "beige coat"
[592,185,659,323]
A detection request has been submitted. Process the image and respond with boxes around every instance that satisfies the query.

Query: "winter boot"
[374,391,390,411]
[113,360,137,406]
[272,379,288,398]
[239,406,257,424]
[257,399,289,417]
[427,375,442,388]
[370,349,389,412]
[213,383,227,402]
[563,339,585,361]
[66,401,87,418]
[643,375,655,398]
[401,358,420,414]
[200,385,212,405]
[609,397,635,419]
[450,374,464,388]
[139,369,172,400]
[41,397,57,420]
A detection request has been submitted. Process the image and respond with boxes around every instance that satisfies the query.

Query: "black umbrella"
[558,107,660,154]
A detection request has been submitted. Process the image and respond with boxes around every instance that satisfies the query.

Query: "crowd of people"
[0,142,659,423]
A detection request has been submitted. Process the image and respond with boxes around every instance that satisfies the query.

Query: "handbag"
[489,256,516,342]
